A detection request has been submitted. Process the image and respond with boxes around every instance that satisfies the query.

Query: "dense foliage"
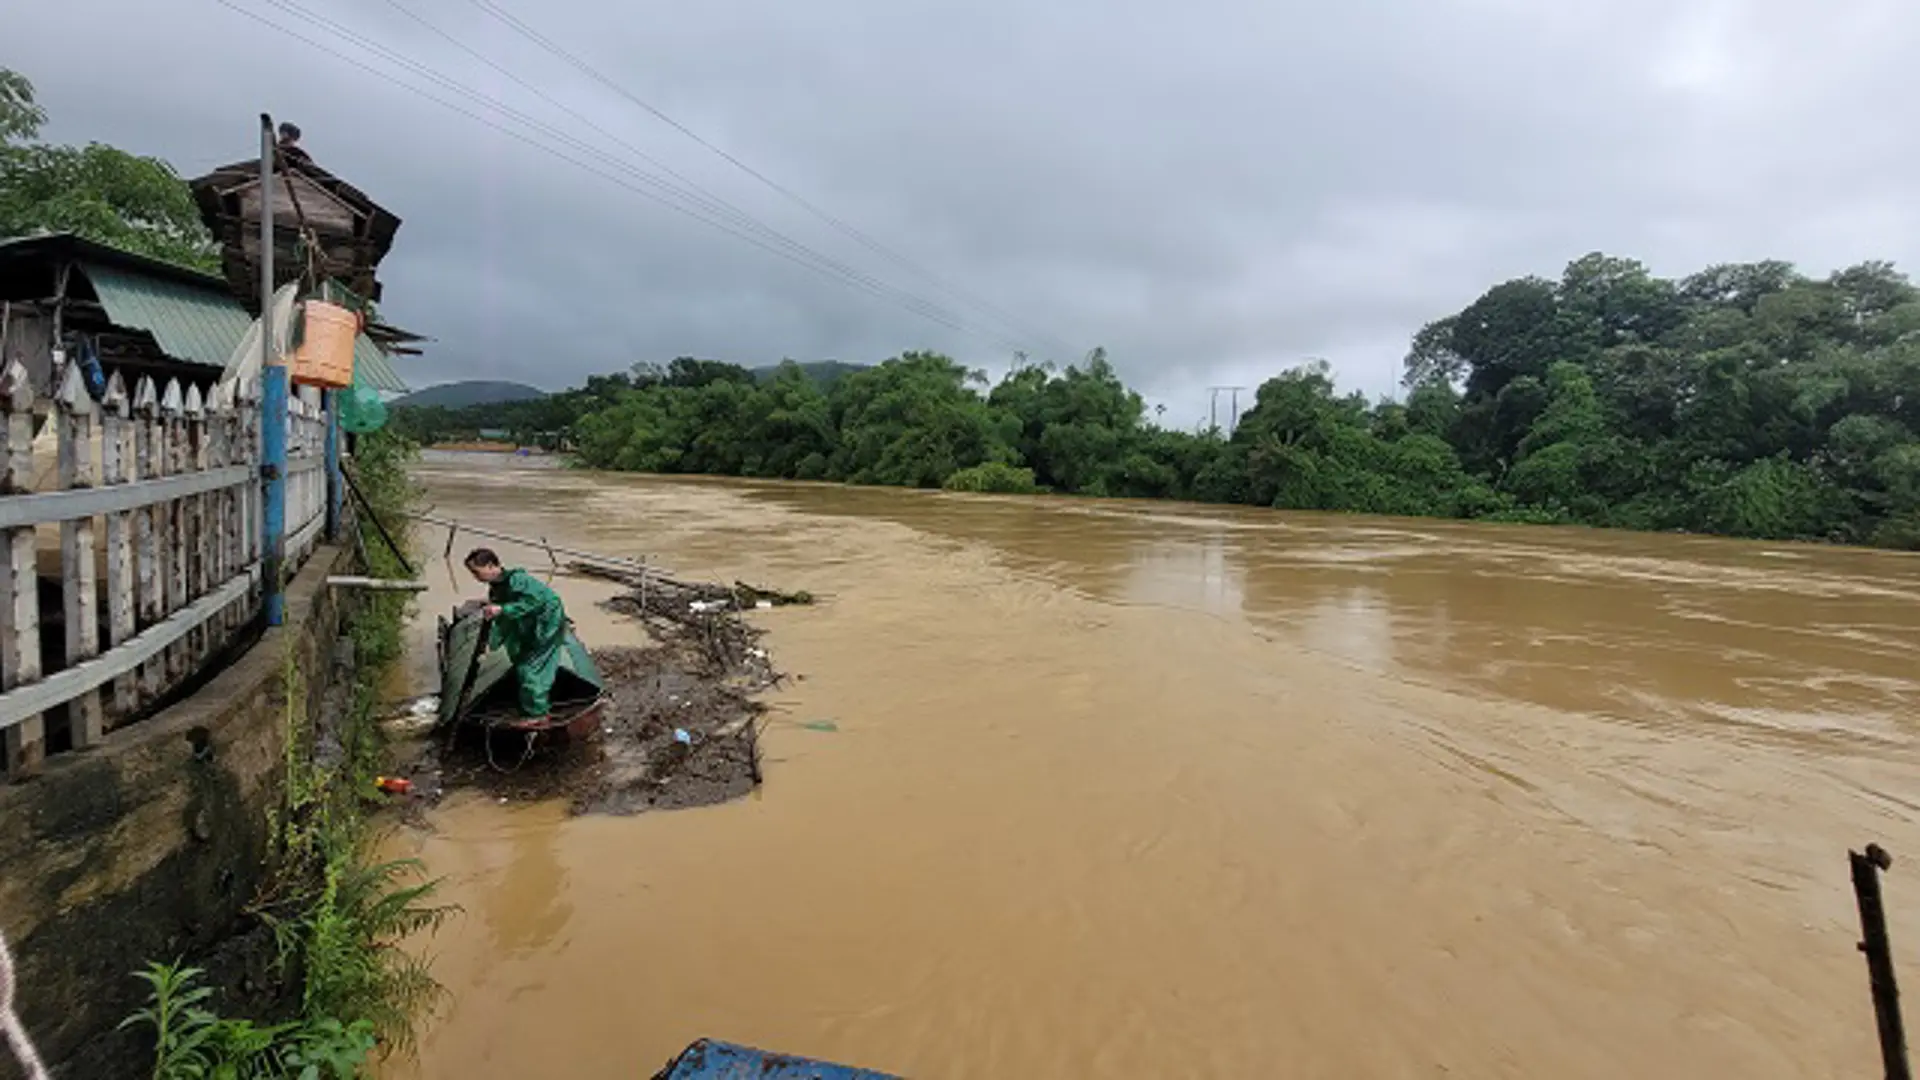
[0,68,217,270]
[400,255,1920,549]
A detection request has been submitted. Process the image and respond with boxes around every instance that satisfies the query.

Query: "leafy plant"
[121,963,376,1079]
[121,963,223,1080]
[265,848,455,1053]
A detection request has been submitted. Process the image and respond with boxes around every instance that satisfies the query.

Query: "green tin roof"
[352,334,408,395]
[316,280,411,394]
[82,261,409,394]
[83,261,251,369]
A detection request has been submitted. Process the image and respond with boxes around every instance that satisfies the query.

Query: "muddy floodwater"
[380,451,1920,1078]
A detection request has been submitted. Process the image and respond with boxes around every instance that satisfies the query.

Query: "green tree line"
[1,68,217,269]
[398,252,1920,549]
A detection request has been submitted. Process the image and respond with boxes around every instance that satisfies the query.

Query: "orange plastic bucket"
[291,300,358,389]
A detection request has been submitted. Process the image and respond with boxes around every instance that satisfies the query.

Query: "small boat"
[434,603,608,739]
[652,1039,899,1080]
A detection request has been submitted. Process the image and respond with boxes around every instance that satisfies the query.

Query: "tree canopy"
[399,251,1920,551]
[0,67,216,270]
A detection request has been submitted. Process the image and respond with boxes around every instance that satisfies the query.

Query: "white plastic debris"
[379,695,440,735]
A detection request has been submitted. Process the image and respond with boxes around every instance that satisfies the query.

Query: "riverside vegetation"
[397,254,1920,550]
[120,430,455,1080]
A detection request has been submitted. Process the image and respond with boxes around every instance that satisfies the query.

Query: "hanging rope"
[0,927,50,1080]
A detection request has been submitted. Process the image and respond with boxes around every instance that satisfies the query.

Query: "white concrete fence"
[0,360,332,779]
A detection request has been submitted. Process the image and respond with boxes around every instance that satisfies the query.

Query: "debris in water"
[800,719,839,733]
[380,694,440,736]
[397,561,808,815]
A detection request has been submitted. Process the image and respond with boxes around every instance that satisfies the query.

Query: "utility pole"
[1207,386,1247,436]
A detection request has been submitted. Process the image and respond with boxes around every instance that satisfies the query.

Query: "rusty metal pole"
[1853,843,1911,1080]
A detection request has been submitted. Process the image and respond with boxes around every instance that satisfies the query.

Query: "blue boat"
[652,1039,900,1079]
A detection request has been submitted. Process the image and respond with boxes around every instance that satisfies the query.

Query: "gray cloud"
[7,0,1919,427]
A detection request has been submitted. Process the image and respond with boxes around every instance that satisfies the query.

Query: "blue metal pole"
[259,113,288,626]
[324,388,341,543]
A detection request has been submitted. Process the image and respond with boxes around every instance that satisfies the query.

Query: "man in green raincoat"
[463,548,568,721]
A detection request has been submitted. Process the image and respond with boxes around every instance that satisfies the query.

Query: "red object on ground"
[376,776,412,796]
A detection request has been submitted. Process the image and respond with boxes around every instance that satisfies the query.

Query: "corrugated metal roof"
[83,262,252,369]
[82,261,409,393]
[354,335,408,394]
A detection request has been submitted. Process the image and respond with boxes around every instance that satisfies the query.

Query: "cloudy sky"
[7,0,1918,427]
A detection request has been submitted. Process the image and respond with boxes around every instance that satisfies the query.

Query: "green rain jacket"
[487,567,568,717]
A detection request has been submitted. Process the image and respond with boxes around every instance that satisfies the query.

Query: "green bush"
[942,462,1041,494]
[345,429,420,672]
[121,962,378,1079]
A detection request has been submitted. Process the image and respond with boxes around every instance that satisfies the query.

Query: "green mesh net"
[338,382,389,433]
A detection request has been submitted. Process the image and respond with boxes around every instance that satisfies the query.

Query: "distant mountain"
[751,361,868,388]
[391,381,547,409]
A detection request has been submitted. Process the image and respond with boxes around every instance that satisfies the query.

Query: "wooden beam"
[0,465,252,528]
[57,364,104,748]
[1,361,43,777]
[102,373,137,720]
[134,376,165,706]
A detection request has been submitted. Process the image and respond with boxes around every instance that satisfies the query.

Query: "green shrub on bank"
[121,962,375,1079]
[346,429,422,672]
[943,462,1040,494]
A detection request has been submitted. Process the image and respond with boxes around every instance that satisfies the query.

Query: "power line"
[463,0,1081,361]
[245,0,1025,351]
[368,0,1030,353]
[210,0,1034,353]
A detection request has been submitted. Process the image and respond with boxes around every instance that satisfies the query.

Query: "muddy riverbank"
[382,451,1920,1079]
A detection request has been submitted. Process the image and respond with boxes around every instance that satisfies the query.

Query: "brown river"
[381,451,1920,1078]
